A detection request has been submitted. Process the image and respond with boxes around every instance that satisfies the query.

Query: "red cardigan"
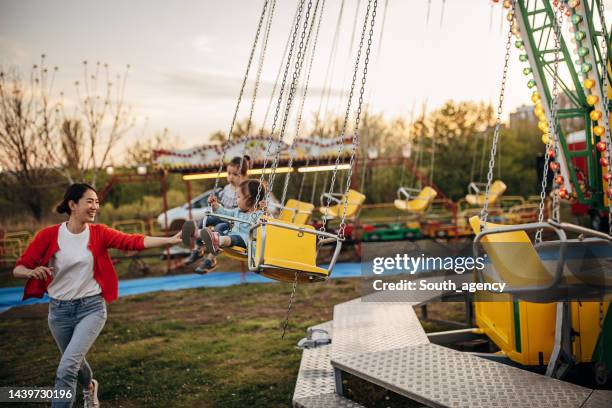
[16,223,145,303]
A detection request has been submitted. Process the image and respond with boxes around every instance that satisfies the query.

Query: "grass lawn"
[0,277,353,407]
[1,273,466,408]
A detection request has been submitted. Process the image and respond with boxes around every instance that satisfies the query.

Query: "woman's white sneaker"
[83,379,100,408]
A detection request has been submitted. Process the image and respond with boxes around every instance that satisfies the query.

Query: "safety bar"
[468,182,487,195]
[201,208,256,235]
[548,220,612,242]
[247,218,343,276]
[473,221,568,294]
[397,186,423,200]
[320,192,343,206]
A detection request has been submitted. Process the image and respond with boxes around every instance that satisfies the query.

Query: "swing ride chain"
[596,0,612,236]
[252,0,307,221]
[263,0,317,213]
[214,0,270,192]
[339,0,378,239]
[322,0,377,237]
[536,4,563,242]
[281,271,299,339]
[479,1,514,228]
[245,0,276,138]
[281,0,326,206]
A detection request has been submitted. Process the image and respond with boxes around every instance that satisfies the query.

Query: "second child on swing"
[182,179,265,273]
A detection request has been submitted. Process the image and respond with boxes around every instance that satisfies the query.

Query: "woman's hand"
[29,266,54,280]
[168,232,182,245]
[208,195,219,209]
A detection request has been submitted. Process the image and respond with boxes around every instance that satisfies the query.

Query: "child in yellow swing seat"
[181,179,265,273]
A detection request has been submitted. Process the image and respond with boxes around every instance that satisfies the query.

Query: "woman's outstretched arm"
[143,233,182,249]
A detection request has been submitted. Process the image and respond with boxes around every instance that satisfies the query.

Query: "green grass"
[0,276,466,407]
[0,278,361,407]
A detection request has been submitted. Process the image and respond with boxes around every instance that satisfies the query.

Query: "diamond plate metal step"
[329,297,601,408]
[293,321,365,408]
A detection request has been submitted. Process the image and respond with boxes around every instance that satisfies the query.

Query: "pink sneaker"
[200,228,221,255]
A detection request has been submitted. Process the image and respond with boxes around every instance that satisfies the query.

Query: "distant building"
[509,92,584,131]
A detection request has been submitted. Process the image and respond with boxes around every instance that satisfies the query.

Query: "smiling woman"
[11,183,183,408]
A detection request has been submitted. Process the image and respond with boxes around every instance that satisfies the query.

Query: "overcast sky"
[2,0,612,159]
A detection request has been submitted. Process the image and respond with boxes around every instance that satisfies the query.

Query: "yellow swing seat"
[470,216,612,298]
[319,189,366,220]
[277,199,315,224]
[249,217,342,283]
[465,180,507,206]
[393,186,437,213]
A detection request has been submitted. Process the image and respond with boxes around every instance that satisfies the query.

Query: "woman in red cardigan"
[13,183,182,408]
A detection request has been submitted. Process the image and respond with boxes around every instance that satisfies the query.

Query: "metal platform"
[292,321,365,408]
[294,296,610,408]
[329,296,608,408]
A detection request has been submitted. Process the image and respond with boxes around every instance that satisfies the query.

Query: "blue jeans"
[229,234,246,248]
[48,294,107,408]
[201,216,230,235]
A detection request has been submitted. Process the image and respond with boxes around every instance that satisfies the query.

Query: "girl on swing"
[184,155,251,271]
[182,179,265,273]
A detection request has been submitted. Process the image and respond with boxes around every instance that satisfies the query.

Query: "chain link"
[213,0,270,192]
[251,0,306,220]
[280,0,326,206]
[479,1,514,228]
[281,271,299,339]
[322,0,378,237]
[262,0,317,212]
[536,5,563,242]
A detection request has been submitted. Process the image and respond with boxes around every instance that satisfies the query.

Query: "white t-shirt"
[47,223,101,300]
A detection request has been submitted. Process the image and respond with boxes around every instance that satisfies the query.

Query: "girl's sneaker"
[200,228,221,255]
[181,220,198,246]
[83,379,99,408]
[195,258,218,274]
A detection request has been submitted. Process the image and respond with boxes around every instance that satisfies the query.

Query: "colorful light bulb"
[587,94,599,105]
[590,110,603,121]
[583,78,595,89]
[527,79,536,88]
[597,141,607,152]
[594,125,606,137]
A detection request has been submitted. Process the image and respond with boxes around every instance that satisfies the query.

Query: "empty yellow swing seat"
[466,180,507,206]
[278,199,315,225]
[319,189,366,220]
[394,186,438,213]
[469,216,554,289]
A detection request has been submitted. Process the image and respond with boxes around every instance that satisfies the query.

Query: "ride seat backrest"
[490,180,507,198]
[278,199,314,224]
[468,216,553,287]
[411,186,437,210]
[336,189,366,217]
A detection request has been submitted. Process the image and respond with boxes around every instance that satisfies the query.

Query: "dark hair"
[56,183,98,215]
[227,155,251,176]
[239,179,264,210]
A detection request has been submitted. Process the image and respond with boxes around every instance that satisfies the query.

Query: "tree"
[48,61,134,187]
[125,128,182,167]
[0,56,62,220]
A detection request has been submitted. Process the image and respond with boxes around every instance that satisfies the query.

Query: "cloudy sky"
[2,0,612,158]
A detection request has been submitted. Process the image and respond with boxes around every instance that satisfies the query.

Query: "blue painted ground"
[0,263,363,313]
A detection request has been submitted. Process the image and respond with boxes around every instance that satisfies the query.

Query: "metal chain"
[536,4,562,242]
[281,271,299,339]
[246,0,276,138]
[338,0,378,237]
[251,0,306,221]
[214,0,270,192]
[479,2,514,228]
[323,0,377,237]
[262,0,317,213]
[281,0,326,206]
[596,0,612,235]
